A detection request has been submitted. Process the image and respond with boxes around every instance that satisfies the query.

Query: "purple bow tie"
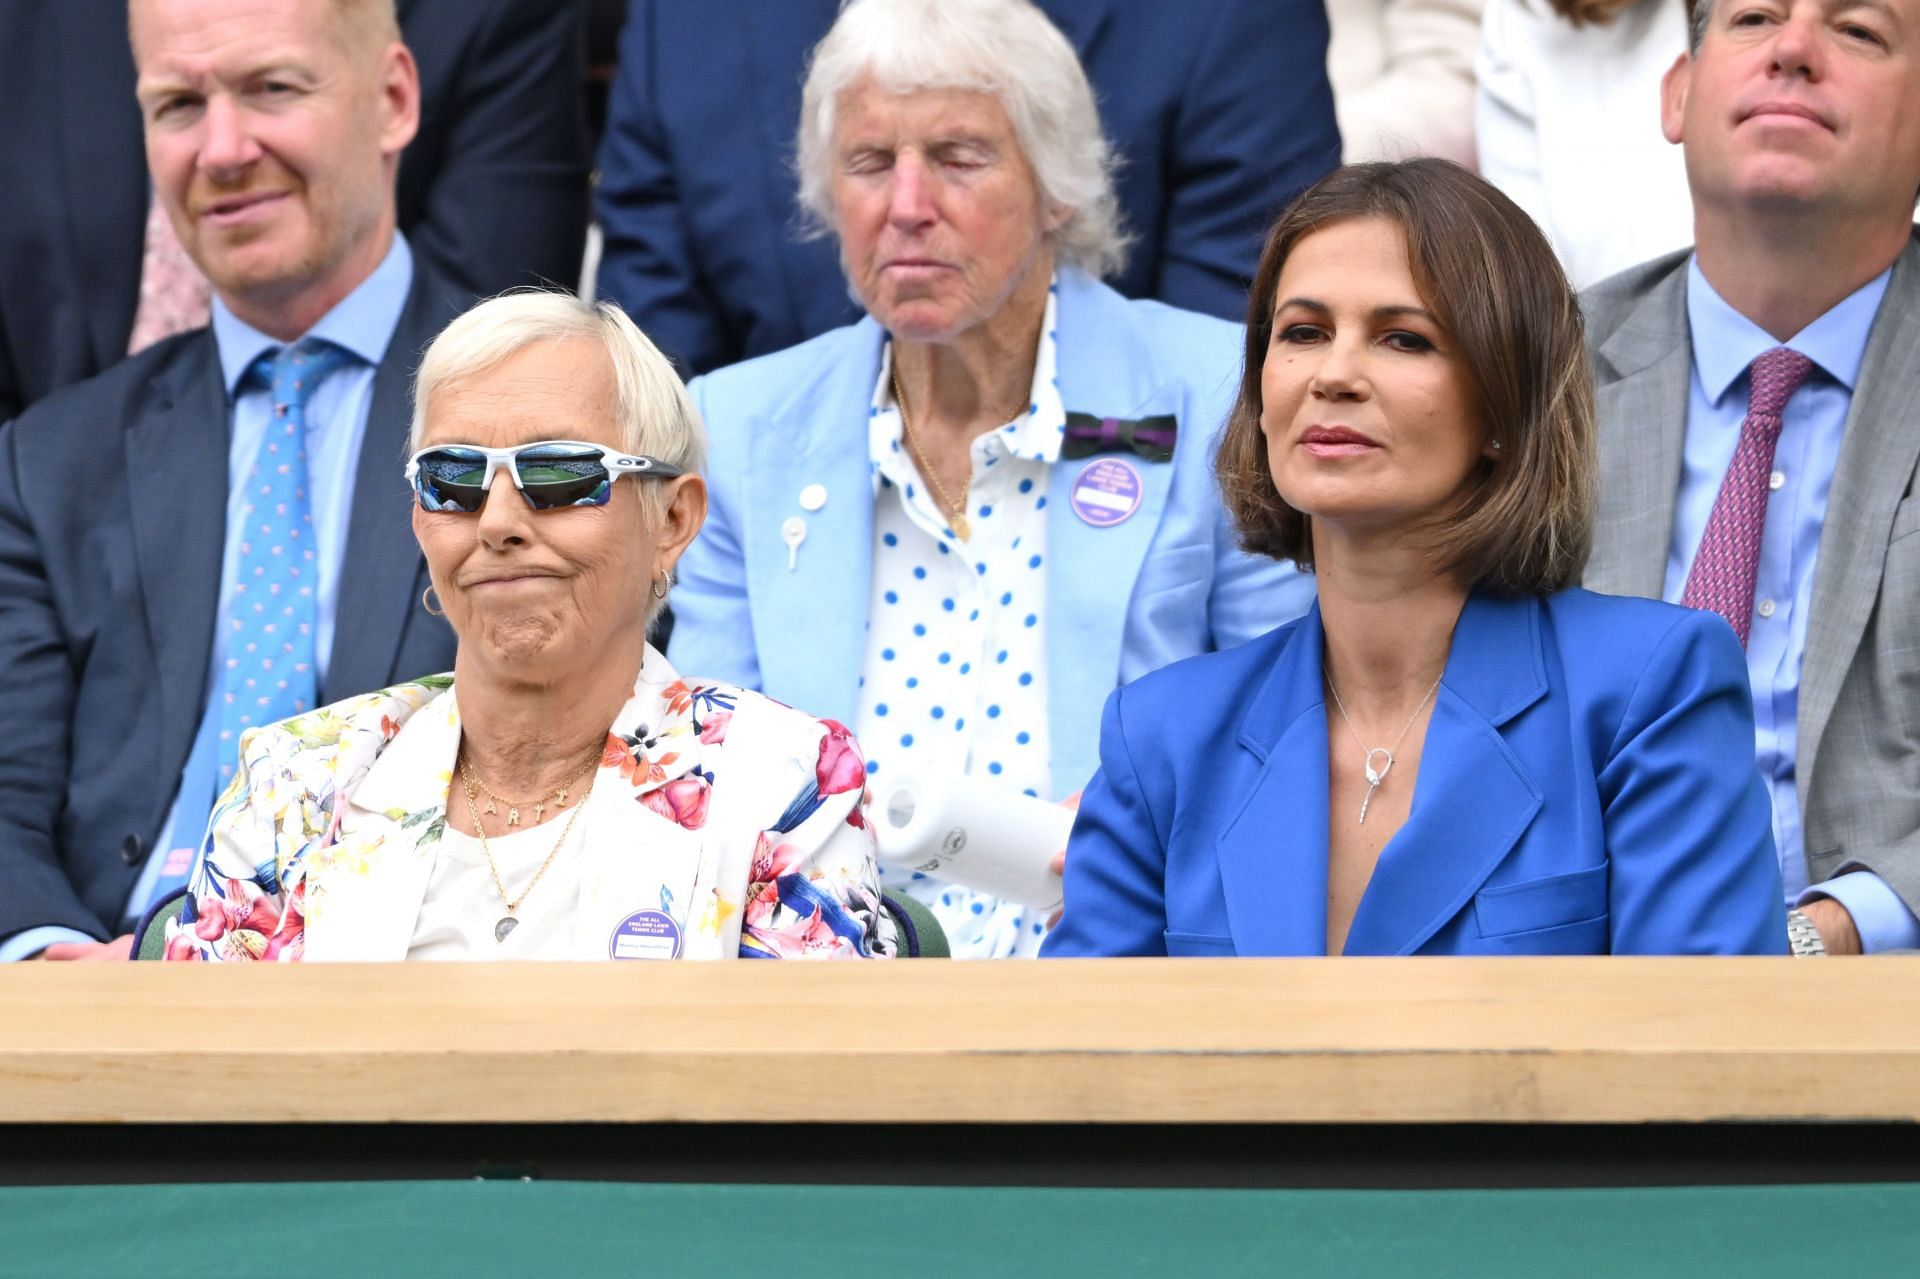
[1060,412,1178,462]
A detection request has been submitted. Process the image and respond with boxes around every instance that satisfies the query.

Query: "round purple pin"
[608,908,683,960]
[1069,458,1144,528]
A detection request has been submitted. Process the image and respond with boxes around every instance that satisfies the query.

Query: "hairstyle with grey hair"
[794,0,1132,281]
[1687,0,1712,53]
[410,290,708,516]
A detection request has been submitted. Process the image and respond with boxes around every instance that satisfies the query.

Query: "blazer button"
[120,834,145,866]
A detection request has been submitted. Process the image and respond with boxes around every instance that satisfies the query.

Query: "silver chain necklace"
[1324,667,1442,825]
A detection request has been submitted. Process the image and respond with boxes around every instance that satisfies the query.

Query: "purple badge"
[608,908,683,961]
[1069,458,1144,527]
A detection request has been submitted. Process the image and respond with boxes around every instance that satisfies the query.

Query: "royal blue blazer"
[1044,589,1790,956]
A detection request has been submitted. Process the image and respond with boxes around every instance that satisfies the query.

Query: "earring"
[421,586,445,617]
[1490,439,1503,452]
[650,572,671,601]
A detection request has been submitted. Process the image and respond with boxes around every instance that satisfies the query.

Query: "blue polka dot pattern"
[216,340,352,781]
[855,286,1066,959]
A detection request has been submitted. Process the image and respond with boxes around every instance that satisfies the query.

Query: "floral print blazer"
[164,647,896,962]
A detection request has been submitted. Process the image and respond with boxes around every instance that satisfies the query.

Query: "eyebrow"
[1273,297,1439,324]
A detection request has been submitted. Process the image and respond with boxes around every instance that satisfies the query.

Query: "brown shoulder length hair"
[1215,159,1595,595]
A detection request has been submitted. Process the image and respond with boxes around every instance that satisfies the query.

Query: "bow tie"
[1060,412,1178,463]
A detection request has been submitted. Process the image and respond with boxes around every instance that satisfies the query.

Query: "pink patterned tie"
[127,194,212,355]
[1680,346,1815,646]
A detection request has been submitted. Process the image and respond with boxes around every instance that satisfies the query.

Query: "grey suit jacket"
[1583,229,1920,916]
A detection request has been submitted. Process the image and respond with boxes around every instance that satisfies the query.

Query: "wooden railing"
[5,958,1918,1125]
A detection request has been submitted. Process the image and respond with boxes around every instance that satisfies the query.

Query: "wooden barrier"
[6,957,1919,1126]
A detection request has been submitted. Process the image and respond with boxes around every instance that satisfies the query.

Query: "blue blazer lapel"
[744,324,880,724]
[1341,594,1548,955]
[1213,606,1332,955]
[1045,272,1179,792]
[125,339,230,762]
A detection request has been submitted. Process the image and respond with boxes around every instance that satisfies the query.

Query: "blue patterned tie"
[214,339,352,781]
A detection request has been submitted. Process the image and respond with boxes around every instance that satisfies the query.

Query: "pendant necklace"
[1325,667,1442,825]
[457,751,598,942]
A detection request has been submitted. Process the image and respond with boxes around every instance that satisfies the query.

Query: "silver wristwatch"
[1786,908,1827,957]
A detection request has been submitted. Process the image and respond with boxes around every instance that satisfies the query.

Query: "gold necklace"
[458,753,597,827]
[892,367,972,542]
[457,764,595,943]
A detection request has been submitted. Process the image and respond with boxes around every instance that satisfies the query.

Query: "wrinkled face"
[1260,219,1488,549]
[412,338,664,677]
[131,0,417,321]
[829,81,1063,343]
[1662,0,1920,221]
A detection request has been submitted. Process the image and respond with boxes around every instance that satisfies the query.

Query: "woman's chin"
[468,614,571,669]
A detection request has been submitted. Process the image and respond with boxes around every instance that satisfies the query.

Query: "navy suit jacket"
[594,0,1341,376]
[0,0,589,423]
[1045,589,1790,957]
[0,267,463,943]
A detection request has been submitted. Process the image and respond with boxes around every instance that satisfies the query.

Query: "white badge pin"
[781,515,807,570]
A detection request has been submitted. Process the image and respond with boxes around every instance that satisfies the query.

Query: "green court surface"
[4,1179,1917,1276]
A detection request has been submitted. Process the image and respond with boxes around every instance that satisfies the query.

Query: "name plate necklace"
[458,752,597,942]
[1324,667,1442,825]
[462,753,596,827]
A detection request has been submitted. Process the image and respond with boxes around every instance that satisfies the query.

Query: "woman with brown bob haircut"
[1045,160,1787,958]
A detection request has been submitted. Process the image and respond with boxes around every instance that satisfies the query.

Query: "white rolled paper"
[874,772,1071,913]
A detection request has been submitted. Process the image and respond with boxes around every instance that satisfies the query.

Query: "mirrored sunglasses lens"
[515,447,612,509]
[415,449,489,512]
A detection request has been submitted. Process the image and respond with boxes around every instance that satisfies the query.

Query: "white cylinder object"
[873,772,1071,913]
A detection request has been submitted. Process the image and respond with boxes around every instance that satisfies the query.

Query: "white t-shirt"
[406,816,587,960]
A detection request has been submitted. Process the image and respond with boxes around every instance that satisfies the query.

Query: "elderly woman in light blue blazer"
[1046,160,1789,958]
[667,0,1316,958]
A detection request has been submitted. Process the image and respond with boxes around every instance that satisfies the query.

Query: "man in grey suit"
[0,0,458,960]
[1583,0,1920,953]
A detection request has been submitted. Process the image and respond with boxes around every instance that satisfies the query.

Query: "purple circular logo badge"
[1069,458,1143,528]
[608,908,683,960]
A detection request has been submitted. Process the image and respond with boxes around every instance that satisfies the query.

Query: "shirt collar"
[1685,253,1891,404]
[869,274,1067,472]
[210,232,415,397]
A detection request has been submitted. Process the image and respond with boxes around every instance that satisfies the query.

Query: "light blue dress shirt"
[0,236,413,961]
[1669,258,1919,953]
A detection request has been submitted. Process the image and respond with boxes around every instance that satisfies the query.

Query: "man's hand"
[1799,898,1863,956]
[1046,791,1083,930]
[34,935,135,962]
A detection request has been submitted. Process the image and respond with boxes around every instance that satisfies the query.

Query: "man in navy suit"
[594,0,1341,376]
[0,0,589,424]
[0,0,460,959]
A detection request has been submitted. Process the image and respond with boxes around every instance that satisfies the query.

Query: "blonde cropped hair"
[794,0,1131,280]
[410,291,708,522]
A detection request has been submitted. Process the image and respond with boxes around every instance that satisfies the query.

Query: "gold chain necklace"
[457,762,596,943]
[458,753,597,827]
[892,367,972,542]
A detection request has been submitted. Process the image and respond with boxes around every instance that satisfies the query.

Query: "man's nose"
[198,96,263,176]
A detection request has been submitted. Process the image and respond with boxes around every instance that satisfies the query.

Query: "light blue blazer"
[669,268,1312,797]
[1045,589,1790,956]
